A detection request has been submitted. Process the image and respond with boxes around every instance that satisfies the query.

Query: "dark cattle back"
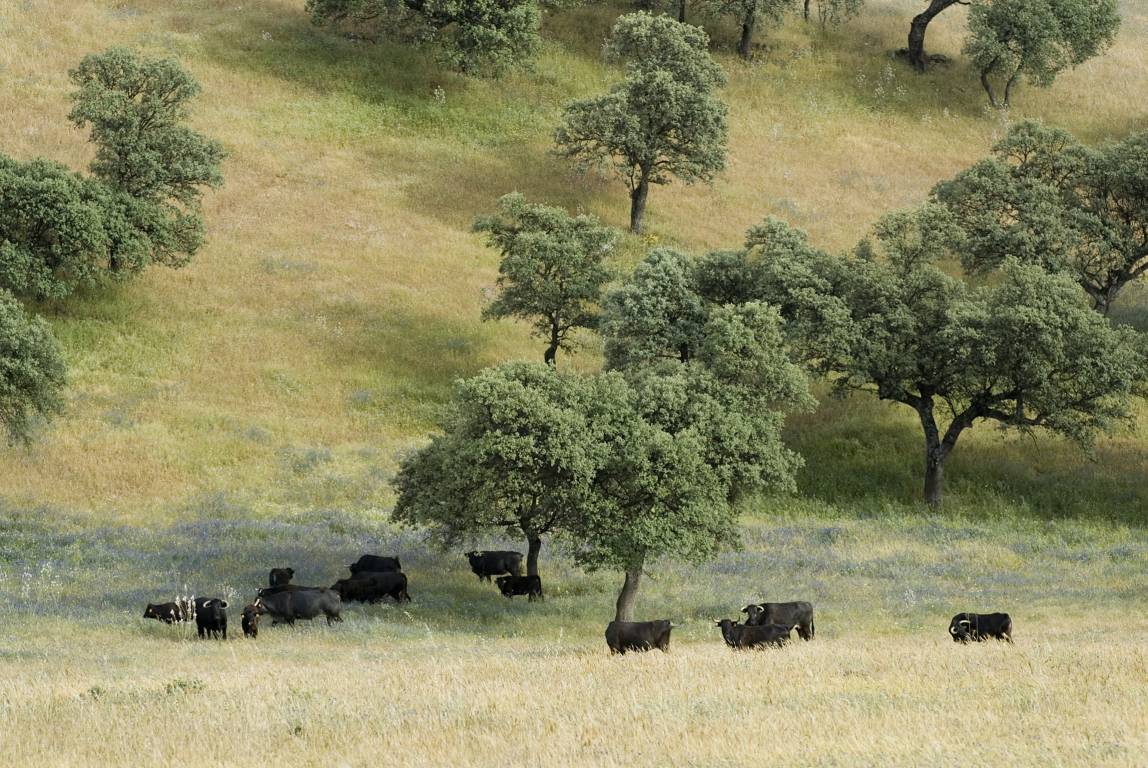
[143,602,183,624]
[605,620,673,654]
[495,575,543,601]
[717,619,790,649]
[743,601,815,640]
[255,588,343,626]
[949,612,1013,643]
[348,555,401,575]
[465,551,523,581]
[332,572,411,603]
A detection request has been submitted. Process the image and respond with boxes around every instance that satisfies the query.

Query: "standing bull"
[949,612,1013,643]
[331,572,411,603]
[465,551,523,582]
[716,619,791,649]
[605,620,673,654]
[495,574,543,601]
[254,588,343,626]
[348,555,402,575]
[742,601,815,640]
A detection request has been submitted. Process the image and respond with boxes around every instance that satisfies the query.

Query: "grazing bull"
[331,572,411,603]
[465,551,523,582]
[716,619,791,649]
[949,612,1013,643]
[143,602,184,624]
[241,604,261,638]
[254,588,343,626]
[495,574,543,601]
[195,598,228,639]
[742,601,815,640]
[348,555,401,575]
[268,568,294,587]
[605,620,674,654]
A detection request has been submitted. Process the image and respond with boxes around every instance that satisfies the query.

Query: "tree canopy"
[0,292,66,446]
[306,0,541,74]
[474,194,616,365]
[392,362,623,577]
[703,0,792,58]
[69,48,225,272]
[933,121,1148,313]
[555,12,728,233]
[964,0,1120,107]
[699,214,1147,508]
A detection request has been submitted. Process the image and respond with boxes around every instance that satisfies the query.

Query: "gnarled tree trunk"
[629,174,650,234]
[738,11,757,59]
[544,317,560,366]
[614,565,643,622]
[526,535,542,578]
[907,0,958,71]
[678,0,687,22]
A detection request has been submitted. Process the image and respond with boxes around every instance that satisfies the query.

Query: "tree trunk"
[526,535,542,578]
[923,445,945,509]
[614,565,643,622]
[544,318,559,366]
[980,67,1000,108]
[1002,68,1019,108]
[629,175,650,234]
[738,11,756,59]
[803,0,811,21]
[678,0,687,22]
[907,0,957,72]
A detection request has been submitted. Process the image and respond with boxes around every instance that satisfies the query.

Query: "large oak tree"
[555,13,727,234]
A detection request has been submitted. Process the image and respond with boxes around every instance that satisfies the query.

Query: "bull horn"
[949,625,958,634]
[959,620,970,626]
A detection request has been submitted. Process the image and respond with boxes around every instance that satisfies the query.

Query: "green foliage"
[575,246,810,615]
[392,362,621,569]
[68,48,225,271]
[703,0,792,57]
[474,193,616,365]
[0,291,66,445]
[963,0,1120,107]
[0,157,124,299]
[698,215,1147,507]
[306,0,541,74]
[555,12,728,233]
[600,247,706,368]
[933,121,1148,313]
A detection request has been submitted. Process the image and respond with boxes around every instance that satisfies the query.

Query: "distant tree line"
[306,0,1121,108]
[0,49,224,444]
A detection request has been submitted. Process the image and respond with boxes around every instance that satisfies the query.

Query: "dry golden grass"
[0,0,1145,518]
[0,618,1145,766]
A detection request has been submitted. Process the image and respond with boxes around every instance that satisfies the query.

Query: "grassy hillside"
[3,2,1148,765]
[1,0,1145,521]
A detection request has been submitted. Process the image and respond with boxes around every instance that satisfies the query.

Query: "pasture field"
[1,0,1147,764]
[1,508,1146,767]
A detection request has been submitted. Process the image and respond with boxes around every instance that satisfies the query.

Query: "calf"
[241,604,261,638]
[605,620,673,654]
[465,550,523,582]
[143,602,184,624]
[949,612,1013,643]
[268,568,294,587]
[254,588,343,626]
[331,572,411,604]
[348,555,401,575]
[716,619,791,649]
[742,601,815,640]
[495,574,543,602]
[195,598,228,639]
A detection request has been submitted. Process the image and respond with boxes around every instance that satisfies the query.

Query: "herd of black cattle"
[142,548,1015,652]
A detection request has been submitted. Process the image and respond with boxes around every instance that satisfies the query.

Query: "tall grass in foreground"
[0,624,1144,766]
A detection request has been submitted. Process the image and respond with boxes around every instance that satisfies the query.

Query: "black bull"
[742,601,815,640]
